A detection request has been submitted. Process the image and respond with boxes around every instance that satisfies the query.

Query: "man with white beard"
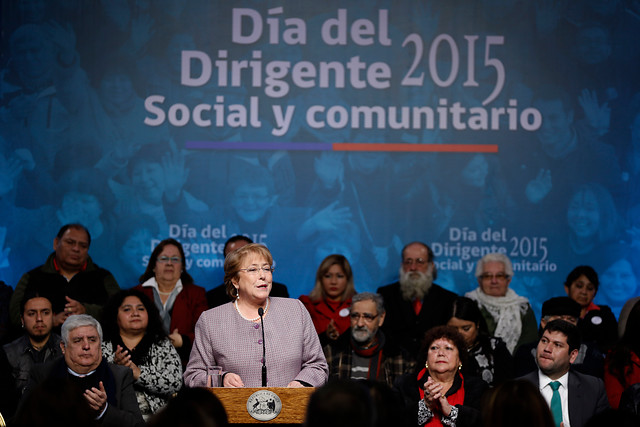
[376,242,457,359]
[323,292,414,386]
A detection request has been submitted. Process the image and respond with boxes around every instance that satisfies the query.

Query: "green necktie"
[549,381,563,427]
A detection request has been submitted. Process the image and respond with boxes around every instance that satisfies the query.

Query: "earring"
[425,362,429,369]
[458,363,462,371]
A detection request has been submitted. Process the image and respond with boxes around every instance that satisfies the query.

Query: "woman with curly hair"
[101,289,182,420]
[396,325,488,427]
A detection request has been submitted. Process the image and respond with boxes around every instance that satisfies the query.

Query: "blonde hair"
[224,243,274,299]
[309,254,355,302]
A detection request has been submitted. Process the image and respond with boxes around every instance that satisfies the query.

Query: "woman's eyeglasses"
[239,266,275,274]
[157,256,181,264]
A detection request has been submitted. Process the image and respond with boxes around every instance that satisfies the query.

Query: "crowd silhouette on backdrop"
[2,0,640,426]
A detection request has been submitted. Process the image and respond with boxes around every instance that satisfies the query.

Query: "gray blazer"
[520,369,610,427]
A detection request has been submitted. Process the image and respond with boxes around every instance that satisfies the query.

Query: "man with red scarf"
[323,292,414,387]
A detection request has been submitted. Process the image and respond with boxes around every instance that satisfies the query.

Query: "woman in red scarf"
[299,254,356,346]
[397,326,487,427]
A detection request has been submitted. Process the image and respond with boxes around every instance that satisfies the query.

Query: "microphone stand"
[258,307,267,387]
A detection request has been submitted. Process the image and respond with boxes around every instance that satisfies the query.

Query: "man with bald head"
[376,241,457,357]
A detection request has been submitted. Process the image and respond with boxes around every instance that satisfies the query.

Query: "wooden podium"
[208,387,315,424]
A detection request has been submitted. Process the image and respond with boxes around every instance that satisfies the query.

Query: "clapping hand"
[423,377,453,416]
[326,320,339,340]
[84,381,108,414]
[114,345,140,379]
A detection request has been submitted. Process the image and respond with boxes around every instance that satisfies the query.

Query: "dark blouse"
[464,334,514,386]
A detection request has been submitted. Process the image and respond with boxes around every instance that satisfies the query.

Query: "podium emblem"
[246,390,282,421]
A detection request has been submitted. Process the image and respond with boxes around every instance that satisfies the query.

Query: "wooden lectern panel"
[209,387,315,424]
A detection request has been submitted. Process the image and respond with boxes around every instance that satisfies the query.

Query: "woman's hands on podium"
[223,373,244,387]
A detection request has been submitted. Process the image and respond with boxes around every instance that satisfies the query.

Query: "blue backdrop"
[1,0,639,319]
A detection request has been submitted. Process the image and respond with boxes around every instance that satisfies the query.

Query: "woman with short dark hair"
[184,244,328,388]
[397,325,488,427]
[564,265,618,352]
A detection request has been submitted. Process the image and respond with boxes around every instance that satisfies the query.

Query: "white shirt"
[141,276,183,309]
[538,370,571,427]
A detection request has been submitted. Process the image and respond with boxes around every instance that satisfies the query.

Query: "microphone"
[258,307,267,387]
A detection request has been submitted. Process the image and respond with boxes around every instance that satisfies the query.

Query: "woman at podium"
[184,243,328,387]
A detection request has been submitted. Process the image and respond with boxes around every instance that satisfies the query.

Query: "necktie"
[412,298,422,315]
[549,381,562,427]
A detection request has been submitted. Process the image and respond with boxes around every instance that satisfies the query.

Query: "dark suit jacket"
[377,282,457,356]
[520,369,609,427]
[25,359,144,427]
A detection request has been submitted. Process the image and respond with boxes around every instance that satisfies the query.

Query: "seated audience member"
[364,379,410,427]
[605,299,640,409]
[520,320,609,427]
[301,254,357,346]
[304,379,376,427]
[12,376,98,427]
[147,387,229,427]
[3,292,62,397]
[514,296,605,378]
[206,235,289,309]
[482,379,555,427]
[21,314,144,427]
[563,265,618,353]
[0,347,18,420]
[446,296,514,386]
[101,290,182,420]
[465,253,538,354]
[619,383,640,420]
[0,280,11,344]
[396,326,488,427]
[377,242,457,358]
[9,223,120,328]
[324,292,414,387]
[134,238,208,366]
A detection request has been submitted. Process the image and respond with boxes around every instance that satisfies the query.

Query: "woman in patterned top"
[101,289,182,420]
[446,297,514,386]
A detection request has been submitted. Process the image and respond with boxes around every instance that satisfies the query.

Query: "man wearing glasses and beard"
[323,292,414,387]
